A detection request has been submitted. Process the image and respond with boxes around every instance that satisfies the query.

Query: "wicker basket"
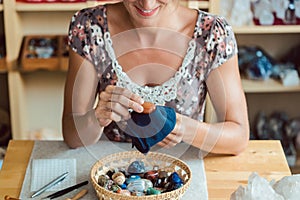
[90,151,192,200]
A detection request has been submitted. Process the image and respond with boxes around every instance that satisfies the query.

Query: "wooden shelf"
[233,25,300,34]
[15,2,87,12]
[181,0,209,9]
[15,1,120,12]
[18,67,67,73]
[242,78,300,93]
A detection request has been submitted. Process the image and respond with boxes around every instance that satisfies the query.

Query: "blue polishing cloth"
[125,106,176,154]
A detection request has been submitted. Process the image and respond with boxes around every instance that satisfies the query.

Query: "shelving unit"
[242,79,300,93]
[3,1,116,139]
[0,3,10,146]
[211,0,300,173]
[15,2,87,11]
[238,32,300,124]
[211,0,300,120]
[233,25,300,34]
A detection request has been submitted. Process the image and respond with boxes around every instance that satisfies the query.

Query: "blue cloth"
[125,106,176,154]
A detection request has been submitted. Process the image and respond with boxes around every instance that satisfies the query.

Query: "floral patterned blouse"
[68,4,238,142]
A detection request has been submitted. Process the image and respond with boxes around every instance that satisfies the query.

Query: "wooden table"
[0,140,291,200]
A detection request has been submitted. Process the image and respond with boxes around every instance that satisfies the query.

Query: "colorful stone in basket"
[91,151,192,199]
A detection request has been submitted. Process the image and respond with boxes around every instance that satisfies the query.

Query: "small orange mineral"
[142,102,156,114]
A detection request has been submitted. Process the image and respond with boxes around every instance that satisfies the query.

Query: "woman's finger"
[167,132,183,144]
[157,139,177,148]
[96,85,144,125]
[157,131,183,148]
[106,86,142,102]
[99,89,130,116]
[112,95,143,113]
[109,101,131,120]
[96,106,122,122]
[107,86,144,108]
[95,100,122,126]
[99,90,111,102]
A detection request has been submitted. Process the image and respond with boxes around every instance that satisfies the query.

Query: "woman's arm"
[159,55,249,155]
[62,50,103,148]
[62,50,145,148]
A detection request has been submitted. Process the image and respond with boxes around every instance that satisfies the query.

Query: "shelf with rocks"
[233,25,300,34]
[211,0,300,34]
[208,1,300,149]
[180,0,209,10]
[242,78,300,93]
[19,35,69,72]
[15,2,87,11]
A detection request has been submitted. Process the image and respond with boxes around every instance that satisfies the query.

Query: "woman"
[62,0,249,155]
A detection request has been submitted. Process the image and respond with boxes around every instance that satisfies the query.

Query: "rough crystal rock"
[231,172,300,200]
[273,174,300,200]
[230,172,284,200]
[270,0,289,19]
[231,0,253,26]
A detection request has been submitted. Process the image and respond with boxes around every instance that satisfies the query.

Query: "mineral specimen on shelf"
[229,0,253,26]
[270,0,288,19]
[253,0,275,25]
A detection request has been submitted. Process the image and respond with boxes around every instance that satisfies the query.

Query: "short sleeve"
[67,6,108,69]
[68,8,93,63]
[208,16,238,70]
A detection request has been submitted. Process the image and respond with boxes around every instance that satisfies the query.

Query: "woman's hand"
[157,113,184,148]
[95,85,144,127]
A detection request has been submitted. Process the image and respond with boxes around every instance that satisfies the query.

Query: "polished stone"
[127,160,146,174]
[112,172,126,185]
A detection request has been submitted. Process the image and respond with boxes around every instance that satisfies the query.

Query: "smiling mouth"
[135,6,159,17]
